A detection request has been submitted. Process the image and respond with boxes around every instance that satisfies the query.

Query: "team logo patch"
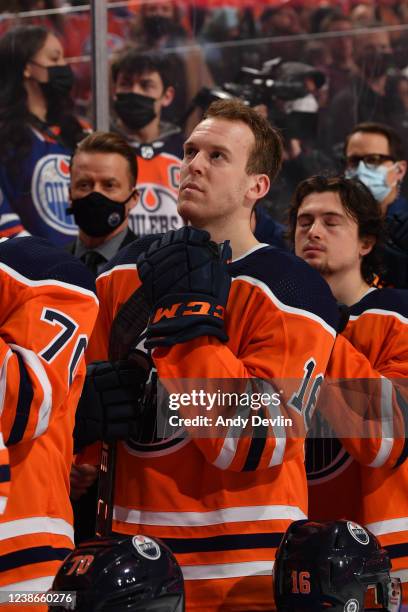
[107,211,121,228]
[129,153,182,235]
[31,154,78,235]
[344,599,359,612]
[140,145,155,160]
[347,521,369,545]
[132,535,161,561]
[139,184,178,214]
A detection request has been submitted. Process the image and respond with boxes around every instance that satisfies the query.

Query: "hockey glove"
[73,360,149,452]
[137,226,231,348]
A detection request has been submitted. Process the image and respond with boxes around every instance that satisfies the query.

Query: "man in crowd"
[324,27,393,150]
[76,99,341,611]
[0,236,98,603]
[319,10,358,101]
[111,48,184,236]
[67,132,139,277]
[344,121,408,287]
[290,175,408,600]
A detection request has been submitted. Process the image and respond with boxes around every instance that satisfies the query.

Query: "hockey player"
[77,99,341,611]
[290,175,408,601]
[0,236,98,607]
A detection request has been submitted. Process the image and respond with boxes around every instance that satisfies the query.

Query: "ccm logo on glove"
[152,301,225,323]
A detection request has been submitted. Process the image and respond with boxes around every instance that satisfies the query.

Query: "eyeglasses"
[345,154,396,170]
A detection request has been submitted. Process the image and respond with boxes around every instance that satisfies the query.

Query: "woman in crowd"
[0,25,89,246]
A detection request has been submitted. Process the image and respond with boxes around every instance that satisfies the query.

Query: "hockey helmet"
[50,534,184,611]
[273,519,401,611]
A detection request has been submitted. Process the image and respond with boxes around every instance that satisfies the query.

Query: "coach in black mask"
[67,132,139,277]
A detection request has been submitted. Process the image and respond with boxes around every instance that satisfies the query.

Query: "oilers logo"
[344,599,359,612]
[347,521,369,545]
[132,535,161,561]
[129,152,183,236]
[140,184,178,214]
[31,154,78,235]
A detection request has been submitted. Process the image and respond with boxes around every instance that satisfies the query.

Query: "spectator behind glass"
[0,25,89,246]
[257,3,305,65]
[199,7,243,85]
[129,0,214,129]
[350,2,376,26]
[344,121,408,287]
[319,11,358,101]
[111,49,185,236]
[386,74,408,137]
[322,25,394,154]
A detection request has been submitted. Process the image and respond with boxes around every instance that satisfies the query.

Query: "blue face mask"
[345,161,396,203]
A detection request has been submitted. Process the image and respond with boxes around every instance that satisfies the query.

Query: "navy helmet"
[273,519,401,611]
[50,534,184,611]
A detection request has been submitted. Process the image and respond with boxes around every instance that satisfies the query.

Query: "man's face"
[295,191,370,278]
[327,20,354,63]
[263,7,300,35]
[360,30,392,55]
[178,117,266,227]
[70,151,136,210]
[114,70,172,118]
[345,131,405,208]
[143,0,174,19]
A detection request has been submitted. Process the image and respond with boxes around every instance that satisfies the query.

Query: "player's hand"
[70,463,98,500]
[137,226,231,348]
[73,360,149,452]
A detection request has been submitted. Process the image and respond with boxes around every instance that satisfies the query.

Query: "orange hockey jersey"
[307,288,408,596]
[0,237,98,599]
[126,131,184,236]
[87,239,340,611]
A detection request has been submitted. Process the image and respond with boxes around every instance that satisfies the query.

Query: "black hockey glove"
[387,211,408,252]
[73,360,149,452]
[137,226,231,348]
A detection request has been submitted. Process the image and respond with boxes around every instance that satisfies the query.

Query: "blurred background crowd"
[0,0,407,236]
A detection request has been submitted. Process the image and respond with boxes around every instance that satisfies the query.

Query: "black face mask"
[144,15,173,39]
[67,190,135,237]
[358,51,394,80]
[114,92,156,130]
[31,62,74,96]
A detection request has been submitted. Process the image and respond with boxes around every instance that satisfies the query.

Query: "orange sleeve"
[0,272,98,447]
[320,334,406,469]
